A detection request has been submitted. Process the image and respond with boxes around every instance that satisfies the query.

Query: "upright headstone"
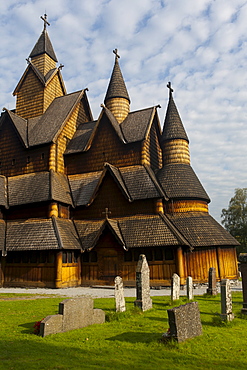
[114,276,126,312]
[239,254,247,314]
[165,301,202,343]
[134,254,152,311]
[220,279,234,321]
[207,267,217,295]
[186,276,193,300]
[171,273,180,301]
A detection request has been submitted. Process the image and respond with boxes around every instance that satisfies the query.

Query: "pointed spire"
[162,82,188,142]
[104,49,130,104]
[29,14,57,62]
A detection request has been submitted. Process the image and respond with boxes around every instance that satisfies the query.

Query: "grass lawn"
[0,292,246,370]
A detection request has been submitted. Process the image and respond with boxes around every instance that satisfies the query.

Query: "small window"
[124,250,132,262]
[90,251,97,262]
[48,252,55,264]
[164,248,174,261]
[62,251,67,263]
[154,248,163,261]
[67,251,72,263]
[30,252,38,263]
[134,250,141,261]
[41,153,45,160]
[82,253,89,262]
[12,159,15,166]
[22,252,29,263]
[40,252,46,263]
[145,249,153,261]
[26,156,30,164]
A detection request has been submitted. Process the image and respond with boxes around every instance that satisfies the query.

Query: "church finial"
[167,82,174,97]
[40,13,50,30]
[113,49,120,59]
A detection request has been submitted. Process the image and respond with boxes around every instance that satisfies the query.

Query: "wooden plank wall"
[4,264,56,288]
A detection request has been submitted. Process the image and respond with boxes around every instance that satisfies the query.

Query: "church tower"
[13,14,66,120]
[104,49,130,123]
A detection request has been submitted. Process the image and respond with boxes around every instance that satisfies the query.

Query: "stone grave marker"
[171,273,180,301]
[114,276,126,312]
[206,267,217,295]
[165,301,202,343]
[186,276,193,300]
[134,254,152,311]
[39,297,105,337]
[239,253,247,314]
[220,279,234,321]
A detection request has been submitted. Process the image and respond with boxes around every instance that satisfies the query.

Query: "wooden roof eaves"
[159,212,192,250]
[87,219,126,251]
[143,164,168,201]
[142,106,160,141]
[106,218,126,249]
[83,89,94,122]
[51,89,86,143]
[82,109,104,152]
[13,63,45,96]
[102,106,126,143]
[104,163,132,202]
[51,216,64,250]
[45,68,67,95]
[2,109,28,148]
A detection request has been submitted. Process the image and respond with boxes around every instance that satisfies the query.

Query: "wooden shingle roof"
[167,212,240,247]
[162,93,189,142]
[68,164,164,207]
[29,90,84,147]
[104,54,130,103]
[6,217,81,251]
[8,171,72,207]
[29,28,58,62]
[157,163,210,202]
[75,214,190,251]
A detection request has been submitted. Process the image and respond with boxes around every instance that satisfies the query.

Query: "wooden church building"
[0,17,239,288]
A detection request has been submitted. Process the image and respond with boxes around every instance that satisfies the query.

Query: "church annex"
[0,17,239,288]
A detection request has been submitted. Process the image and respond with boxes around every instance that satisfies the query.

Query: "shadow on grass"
[106,331,161,343]
[18,322,36,334]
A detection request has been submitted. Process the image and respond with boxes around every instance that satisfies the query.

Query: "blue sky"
[1,0,247,222]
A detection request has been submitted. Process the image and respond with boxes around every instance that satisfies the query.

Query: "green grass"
[0,292,246,370]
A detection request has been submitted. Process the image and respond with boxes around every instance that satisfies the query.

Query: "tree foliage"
[221,188,247,254]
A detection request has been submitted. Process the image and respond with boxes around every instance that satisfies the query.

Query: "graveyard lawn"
[0,293,247,370]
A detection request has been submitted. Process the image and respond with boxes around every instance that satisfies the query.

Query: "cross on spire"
[40,13,50,30]
[113,49,120,59]
[167,81,174,97]
[102,208,111,219]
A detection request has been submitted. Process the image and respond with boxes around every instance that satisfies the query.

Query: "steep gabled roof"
[104,52,130,103]
[157,163,210,202]
[68,164,164,207]
[29,28,57,62]
[8,171,72,207]
[75,213,190,251]
[1,109,28,148]
[167,212,240,247]
[162,89,189,142]
[64,106,160,155]
[28,90,85,146]
[6,218,81,251]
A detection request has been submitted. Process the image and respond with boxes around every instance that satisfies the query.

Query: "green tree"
[221,188,247,254]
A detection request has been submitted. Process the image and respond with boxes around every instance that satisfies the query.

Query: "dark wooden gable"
[65,110,142,175]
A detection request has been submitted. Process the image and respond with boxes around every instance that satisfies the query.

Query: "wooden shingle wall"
[0,120,50,177]
[16,69,45,119]
[165,200,209,213]
[163,139,190,165]
[44,74,65,113]
[55,100,90,173]
[105,97,129,123]
[141,122,162,170]
[31,54,56,75]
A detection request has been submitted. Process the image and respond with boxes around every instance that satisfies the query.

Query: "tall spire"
[161,83,190,165]
[29,14,57,62]
[104,49,130,123]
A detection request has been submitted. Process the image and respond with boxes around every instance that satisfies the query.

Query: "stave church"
[0,16,239,288]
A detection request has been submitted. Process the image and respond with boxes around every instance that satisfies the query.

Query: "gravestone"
[165,301,202,343]
[186,276,193,300]
[171,273,180,301]
[39,297,105,337]
[206,267,217,295]
[134,254,152,311]
[114,276,126,312]
[239,253,247,314]
[220,279,234,321]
